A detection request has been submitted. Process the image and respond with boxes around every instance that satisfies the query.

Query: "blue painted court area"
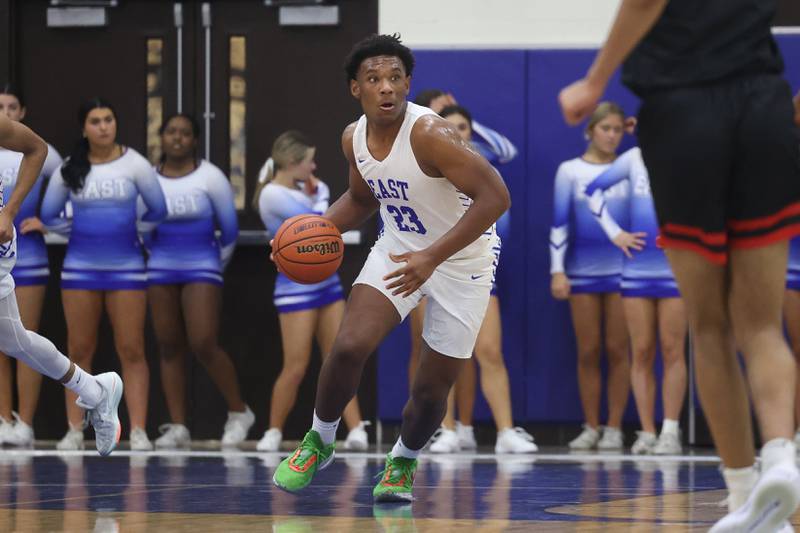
[0,449,759,531]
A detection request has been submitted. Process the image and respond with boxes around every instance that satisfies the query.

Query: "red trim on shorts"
[729,223,800,249]
[727,202,800,232]
[657,235,727,265]
[661,223,727,246]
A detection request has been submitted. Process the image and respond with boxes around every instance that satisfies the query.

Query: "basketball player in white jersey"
[0,113,122,456]
[272,34,510,502]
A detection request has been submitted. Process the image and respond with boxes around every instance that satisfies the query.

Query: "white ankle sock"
[391,436,421,460]
[722,465,758,512]
[311,411,340,445]
[661,419,679,435]
[761,438,797,473]
[64,365,102,408]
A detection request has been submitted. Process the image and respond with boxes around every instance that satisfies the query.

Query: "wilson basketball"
[272,214,344,284]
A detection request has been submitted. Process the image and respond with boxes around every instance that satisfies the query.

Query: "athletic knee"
[411,379,449,409]
[67,341,95,364]
[279,363,308,387]
[330,337,370,368]
[732,321,784,354]
[475,346,504,370]
[660,338,686,366]
[157,339,187,361]
[631,352,655,371]
[631,341,656,366]
[605,337,629,361]
[0,323,32,358]
[576,344,601,367]
[116,342,146,365]
[188,337,218,363]
[692,326,735,364]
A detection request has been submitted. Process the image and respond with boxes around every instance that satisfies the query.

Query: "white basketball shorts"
[354,243,494,358]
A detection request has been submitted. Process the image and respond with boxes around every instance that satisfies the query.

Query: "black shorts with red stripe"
[637,73,800,265]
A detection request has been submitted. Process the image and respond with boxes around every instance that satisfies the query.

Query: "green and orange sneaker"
[272,430,335,493]
[373,453,417,502]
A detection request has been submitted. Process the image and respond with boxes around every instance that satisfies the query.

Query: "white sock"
[391,436,421,460]
[64,365,103,408]
[722,465,758,512]
[311,411,340,445]
[661,419,679,435]
[761,438,797,473]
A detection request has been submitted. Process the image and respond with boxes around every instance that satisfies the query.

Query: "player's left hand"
[0,212,13,243]
[268,238,281,272]
[559,78,605,126]
[384,251,438,297]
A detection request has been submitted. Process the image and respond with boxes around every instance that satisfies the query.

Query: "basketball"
[272,214,344,284]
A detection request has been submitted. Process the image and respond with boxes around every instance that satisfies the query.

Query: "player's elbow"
[497,183,511,213]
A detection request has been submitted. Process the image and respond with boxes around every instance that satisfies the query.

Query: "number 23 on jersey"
[367,177,427,234]
[386,205,426,234]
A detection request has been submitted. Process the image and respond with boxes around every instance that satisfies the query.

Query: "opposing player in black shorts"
[560,1,800,532]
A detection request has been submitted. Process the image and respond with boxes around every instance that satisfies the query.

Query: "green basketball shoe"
[373,453,417,502]
[272,430,335,493]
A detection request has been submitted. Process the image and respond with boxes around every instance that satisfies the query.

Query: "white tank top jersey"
[353,101,494,263]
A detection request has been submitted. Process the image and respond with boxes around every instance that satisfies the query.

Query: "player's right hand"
[558,78,604,126]
[613,230,647,258]
[0,212,13,244]
[384,250,438,298]
[550,273,570,300]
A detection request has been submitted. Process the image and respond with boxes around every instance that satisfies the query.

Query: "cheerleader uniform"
[550,157,627,293]
[584,147,679,298]
[41,148,167,290]
[147,161,238,285]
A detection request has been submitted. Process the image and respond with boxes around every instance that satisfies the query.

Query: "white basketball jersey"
[353,102,493,262]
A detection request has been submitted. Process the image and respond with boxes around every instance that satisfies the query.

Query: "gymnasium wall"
[378,0,800,47]
[378,0,619,48]
[376,33,800,425]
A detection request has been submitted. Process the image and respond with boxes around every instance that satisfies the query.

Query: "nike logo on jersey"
[357,158,366,164]
[471,274,484,280]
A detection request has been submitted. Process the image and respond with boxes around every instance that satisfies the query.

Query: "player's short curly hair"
[344,33,414,82]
